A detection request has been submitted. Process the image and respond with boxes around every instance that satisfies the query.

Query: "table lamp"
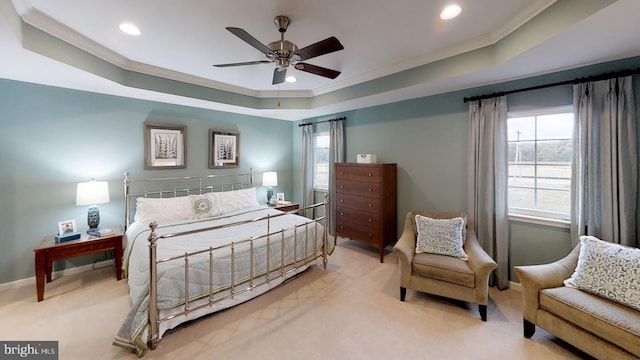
[262,171,278,205]
[76,179,110,231]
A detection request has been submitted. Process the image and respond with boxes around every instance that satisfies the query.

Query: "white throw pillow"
[218,187,260,214]
[565,236,640,311]
[134,196,192,223]
[415,215,467,260]
[189,193,222,219]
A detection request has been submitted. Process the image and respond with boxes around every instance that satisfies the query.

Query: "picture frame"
[144,122,186,169]
[57,219,77,235]
[209,129,239,168]
[276,192,285,203]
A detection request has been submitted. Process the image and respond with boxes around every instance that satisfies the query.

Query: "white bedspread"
[114,205,329,355]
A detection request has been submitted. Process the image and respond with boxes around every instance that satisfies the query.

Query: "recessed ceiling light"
[440,4,462,20]
[285,76,297,83]
[119,23,141,36]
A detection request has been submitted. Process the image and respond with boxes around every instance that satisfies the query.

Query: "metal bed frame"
[122,171,329,351]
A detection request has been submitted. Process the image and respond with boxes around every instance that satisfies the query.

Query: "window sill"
[509,213,570,229]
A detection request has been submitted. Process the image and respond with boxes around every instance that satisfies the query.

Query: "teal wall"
[0,80,294,284]
[294,56,640,282]
[2,56,639,285]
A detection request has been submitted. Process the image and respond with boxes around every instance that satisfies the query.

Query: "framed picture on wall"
[144,122,186,169]
[209,129,239,168]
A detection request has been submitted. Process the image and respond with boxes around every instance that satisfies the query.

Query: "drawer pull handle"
[368,173,372,176]
[368,219,372,223]
[340,171,344,175]
[340,199,344,202]
[368,204,372,207]
[368,188,372,192]
[340,212,344,216]
[340,226,344,229]
[340,185,344,189]
[368,234,372,237]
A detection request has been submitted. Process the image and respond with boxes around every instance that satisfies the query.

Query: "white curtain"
[467,96,509,290]
[571,76,637,247]
[301,125,314,218]
[328,120,345,234]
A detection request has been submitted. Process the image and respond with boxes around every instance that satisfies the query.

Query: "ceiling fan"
[214,15,344,85]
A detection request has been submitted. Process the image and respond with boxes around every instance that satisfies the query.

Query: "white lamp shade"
[262,171,278,187]
[76,180,110,206]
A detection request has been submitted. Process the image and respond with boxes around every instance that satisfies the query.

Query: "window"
[508,107,573,221]
[314,133,329,190]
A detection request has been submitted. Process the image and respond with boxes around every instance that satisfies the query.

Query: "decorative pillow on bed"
[134,196,193,223]
[189,194,222,219]
[564,235,640,311]
[218,187,260,213]
[415,215,467,260]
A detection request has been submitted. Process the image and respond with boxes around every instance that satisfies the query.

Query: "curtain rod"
[463,68,640,103]
[298,116,346,127]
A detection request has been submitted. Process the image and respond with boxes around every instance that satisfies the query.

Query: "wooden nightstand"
[273,202,300,212]
[33,225,124,302]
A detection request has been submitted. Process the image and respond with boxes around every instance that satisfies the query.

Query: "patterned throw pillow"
[415,215,467,260]
[565,236,640,311]
[189,194,222,219]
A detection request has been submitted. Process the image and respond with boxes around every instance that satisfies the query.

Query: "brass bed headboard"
[123,169,254,230]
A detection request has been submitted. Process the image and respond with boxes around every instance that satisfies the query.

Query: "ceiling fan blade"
[226,27,275,56]
[214,60,272,68]
[293,37,344,61]
[294,63,341,79]
[272,68,287,85]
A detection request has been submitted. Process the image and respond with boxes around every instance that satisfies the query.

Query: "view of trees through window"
[314,133,329,189]
[508,109,573,219]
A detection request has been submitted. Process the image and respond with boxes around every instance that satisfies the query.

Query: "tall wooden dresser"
[334,163,397,262]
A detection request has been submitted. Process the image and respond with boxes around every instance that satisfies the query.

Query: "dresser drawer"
[335,164,380,182]
[335,222,379,244]
[336,207,380,227]
[336,179,380,198]
[335,193,380,213]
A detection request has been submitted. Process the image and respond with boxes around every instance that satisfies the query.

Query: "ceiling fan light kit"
[214,15,344,85]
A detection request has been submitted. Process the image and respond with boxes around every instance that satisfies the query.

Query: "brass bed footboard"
[145,197,329,350]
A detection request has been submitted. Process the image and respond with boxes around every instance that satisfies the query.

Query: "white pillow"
[189,194,222,219]
[564,236,640,311]
[134,196,193,223]
[415,215,467,260]
[218,187,260,214]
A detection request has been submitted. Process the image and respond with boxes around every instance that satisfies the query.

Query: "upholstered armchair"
[393,211,498,321]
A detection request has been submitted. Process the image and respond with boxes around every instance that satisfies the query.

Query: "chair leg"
[523,319,536,338]
[479,304,487,321]
[400,287,406,301]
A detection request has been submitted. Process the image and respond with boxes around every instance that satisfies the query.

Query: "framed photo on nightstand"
[276,193,285,203]
[57,219,77,235]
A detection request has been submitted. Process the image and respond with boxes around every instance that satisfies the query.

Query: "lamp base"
[267,187,274,205]
[87,205,100,231]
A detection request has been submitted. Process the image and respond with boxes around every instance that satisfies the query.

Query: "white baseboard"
[0,259,115,292]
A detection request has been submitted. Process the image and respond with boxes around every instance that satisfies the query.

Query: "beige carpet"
[0,238,591,359]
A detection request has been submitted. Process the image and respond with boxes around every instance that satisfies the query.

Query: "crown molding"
[312,0,558,97]
[491,0,558,42]
[13,0,557,101]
